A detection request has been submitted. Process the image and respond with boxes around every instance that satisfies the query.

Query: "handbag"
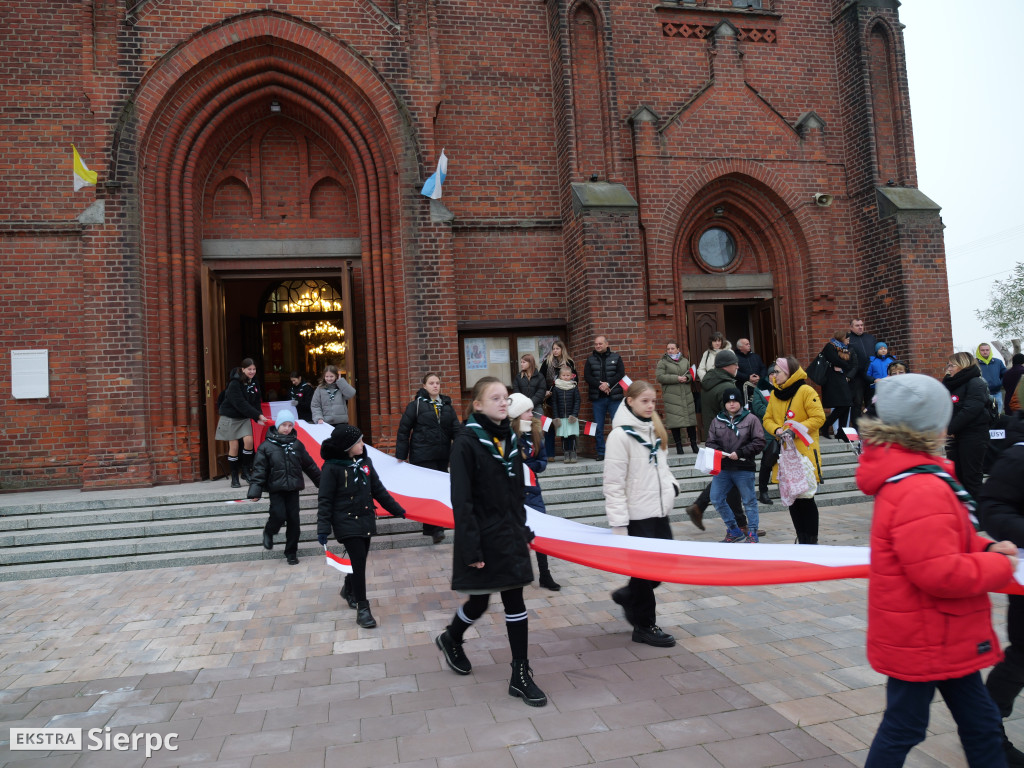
[805,351,829,386]
[777,433,818,506]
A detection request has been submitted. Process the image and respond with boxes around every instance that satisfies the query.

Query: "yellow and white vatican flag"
[72,145,98,191]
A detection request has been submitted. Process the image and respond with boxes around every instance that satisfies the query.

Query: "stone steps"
[0,442,866,581]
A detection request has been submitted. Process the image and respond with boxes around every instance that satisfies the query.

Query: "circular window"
[697,228,737,269]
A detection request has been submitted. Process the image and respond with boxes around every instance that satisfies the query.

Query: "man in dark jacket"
[847,318,877,428]
[978,412,1024,767]
[700,349,740,428]
[734,338,766,389]
[584,336,625,460]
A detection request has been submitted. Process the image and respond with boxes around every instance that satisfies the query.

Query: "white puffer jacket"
[603,405,679,529]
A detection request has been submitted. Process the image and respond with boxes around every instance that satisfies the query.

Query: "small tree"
[976,261,1024,362]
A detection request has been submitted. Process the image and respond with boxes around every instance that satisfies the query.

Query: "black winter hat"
[330,424,363,452]
[722,387,744,405]
[714,349,739,368]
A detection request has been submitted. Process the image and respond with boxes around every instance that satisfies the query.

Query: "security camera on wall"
[814,193,834,207]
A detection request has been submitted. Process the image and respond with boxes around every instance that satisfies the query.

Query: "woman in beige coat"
[603,380,679,649]
[655,342,698,454]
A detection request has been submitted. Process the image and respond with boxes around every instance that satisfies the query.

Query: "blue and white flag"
[420,149,448,199]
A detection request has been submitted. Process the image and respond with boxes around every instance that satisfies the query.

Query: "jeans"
[591,397,620,457]
[866,672,1006,768]
[694,482,745,528]
[709,470,758,533]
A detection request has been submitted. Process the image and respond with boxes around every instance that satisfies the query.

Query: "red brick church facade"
[0,0,950,490]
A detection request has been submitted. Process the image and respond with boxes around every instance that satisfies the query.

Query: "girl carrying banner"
[436,377,547,707]
[603,380,680,648]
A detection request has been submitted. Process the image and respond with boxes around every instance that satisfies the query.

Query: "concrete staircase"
[0,441,865,581]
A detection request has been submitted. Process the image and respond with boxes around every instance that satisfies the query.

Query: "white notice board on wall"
[11,350,49,398]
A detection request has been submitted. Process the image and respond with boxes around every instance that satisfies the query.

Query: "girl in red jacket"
[856,373,1018,767]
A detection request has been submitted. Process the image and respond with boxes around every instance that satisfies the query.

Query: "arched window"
[263,279,343,315]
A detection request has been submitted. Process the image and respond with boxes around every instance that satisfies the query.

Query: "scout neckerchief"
[268,432,297,458]
[715,407,750,436]
[331,455,369,485]
[245,378,258,398]
[886,464,979,529]
[619,424,661,464]
[416,394,443,421]
[325,384,338,402]
[466,414,518,477]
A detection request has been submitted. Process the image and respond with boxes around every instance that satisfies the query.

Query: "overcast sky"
[900,2,1024,353]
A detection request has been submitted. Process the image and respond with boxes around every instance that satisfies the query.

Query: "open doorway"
[201,267,359,479]
[687,299,780,364]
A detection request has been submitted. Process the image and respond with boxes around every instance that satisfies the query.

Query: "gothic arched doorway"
[131,16,410,482]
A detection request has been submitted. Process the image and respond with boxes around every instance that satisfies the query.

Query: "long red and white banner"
[274,409,1024,594]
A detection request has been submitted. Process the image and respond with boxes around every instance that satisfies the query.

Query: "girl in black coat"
[435,377,547,707]
[395,373,460,544]
[215,359,269,487]
[511,353,546,416]
[288,371,315,423]
[316,425,406,629]
[820,333,859,442]
[247,408,321,565]
[943,351,993,499]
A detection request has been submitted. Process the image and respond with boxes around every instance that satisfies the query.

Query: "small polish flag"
[709,449,723,476]
[324,546,353,573]
[583,421,599,437]
[688,365,697,380]
[842,427,859,441]
[618,375,633,391]
[524,466,537,487]
[785,420,814,447]
[540,416,552,432]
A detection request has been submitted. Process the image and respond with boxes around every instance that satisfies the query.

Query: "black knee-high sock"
[506,612,529,660]
[449,594,488,642]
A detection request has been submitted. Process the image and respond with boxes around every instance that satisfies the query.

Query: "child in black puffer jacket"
[247,408,321,565]
[316,425,406,629]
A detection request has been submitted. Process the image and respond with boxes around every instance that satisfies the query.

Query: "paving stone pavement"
[1,500,1020,767]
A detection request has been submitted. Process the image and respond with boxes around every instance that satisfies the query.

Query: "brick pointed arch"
[657,160,826,362]
[122,12,412,482]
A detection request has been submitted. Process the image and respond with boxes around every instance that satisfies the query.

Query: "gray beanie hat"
[714,349,739,368]
[874,374,952,435]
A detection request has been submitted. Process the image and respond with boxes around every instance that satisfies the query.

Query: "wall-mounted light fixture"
[270,101,282,113]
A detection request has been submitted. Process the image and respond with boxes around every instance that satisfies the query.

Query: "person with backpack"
[943,351,993,499]
[856,374,1017,768]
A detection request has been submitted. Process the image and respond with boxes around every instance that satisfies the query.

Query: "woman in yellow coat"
[762,355,826,544]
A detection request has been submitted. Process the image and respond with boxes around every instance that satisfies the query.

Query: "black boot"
[435,629,472,675]
[355,600,377,628]
[229,457,241,488]
[340,575,357,609]
[508,660,547,707]
[539,569,561,591]
[240,450,254,482]
[757,489,773,505]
